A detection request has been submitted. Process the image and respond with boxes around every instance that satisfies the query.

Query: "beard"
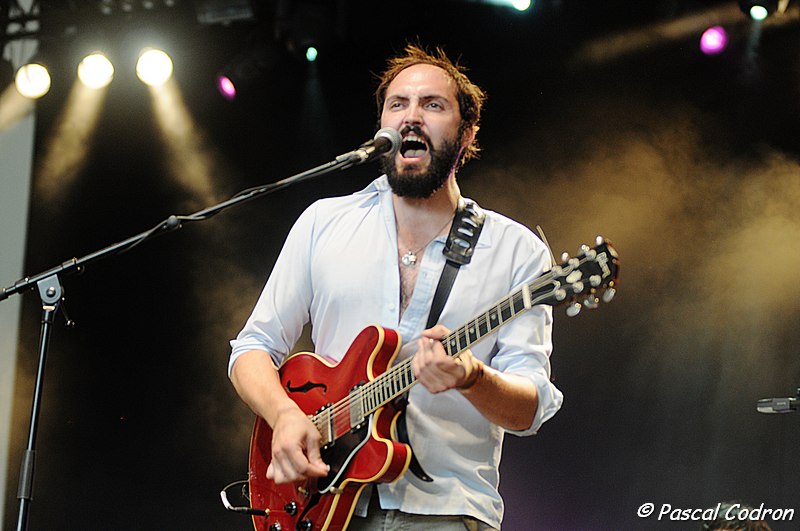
[380,134,461,199]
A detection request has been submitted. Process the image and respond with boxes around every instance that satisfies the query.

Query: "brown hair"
[375,44,487,168]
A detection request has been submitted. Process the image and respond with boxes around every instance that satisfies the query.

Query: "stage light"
[305,46,318,62]
[15,62,51,99]
[700,26,728,55]
[216,74,236,101]
[510,0,532,11]
[136,48,173,87]
[738,0,778,20]
[750,5,769,19]
[479,0,534,11]
[77,52,114,89]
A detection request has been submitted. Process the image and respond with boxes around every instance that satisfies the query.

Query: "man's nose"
[402,102,423,125]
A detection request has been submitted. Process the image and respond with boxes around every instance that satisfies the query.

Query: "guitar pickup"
[348,383,365,431]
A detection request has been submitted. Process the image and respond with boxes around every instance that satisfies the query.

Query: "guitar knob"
[284,501,298,516]
[269,524,282,531]
[602,288,616,303]
[297,519,313,531]
[566,302,581,317]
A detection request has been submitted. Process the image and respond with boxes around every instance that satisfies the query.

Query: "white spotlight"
[78,53,114,89]
[136,48,173,87]
[15,63,51,99]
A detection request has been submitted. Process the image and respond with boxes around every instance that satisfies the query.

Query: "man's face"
[379,64,466,198]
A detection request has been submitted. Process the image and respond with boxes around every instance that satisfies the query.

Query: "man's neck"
[392,176,460,236]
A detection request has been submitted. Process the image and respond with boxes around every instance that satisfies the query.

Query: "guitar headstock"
[536,236,619,316]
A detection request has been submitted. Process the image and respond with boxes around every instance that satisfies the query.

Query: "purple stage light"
[700,26,728,56]
[217,75,236,100]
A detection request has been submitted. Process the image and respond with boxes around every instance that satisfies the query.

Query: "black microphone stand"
[2,149,367,531]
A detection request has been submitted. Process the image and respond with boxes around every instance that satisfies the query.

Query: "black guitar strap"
[425,198,486,328]
[397,198,485,483]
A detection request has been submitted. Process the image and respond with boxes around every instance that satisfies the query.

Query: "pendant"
[401,250,417,267]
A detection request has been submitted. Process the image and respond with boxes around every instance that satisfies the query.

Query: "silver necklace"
[399,217,452,267]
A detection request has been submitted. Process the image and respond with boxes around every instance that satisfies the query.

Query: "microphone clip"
[757,387,800,414]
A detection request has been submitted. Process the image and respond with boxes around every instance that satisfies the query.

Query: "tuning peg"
[566,270,582,283]
[602,287,616,303]
[571,281,584,294]
[596,235,605,246]
[583,297,599,309]
[589,274,602,287]
[566,302,582,317]
[560,251,569,263]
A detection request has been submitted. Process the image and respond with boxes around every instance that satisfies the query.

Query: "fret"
[448,336,458,354]
[512,292,525,313]
[457,328,468,351]
[467,323,478,344]
[478,313,489,336]
[489,307,500,328]
[500,300,512,321]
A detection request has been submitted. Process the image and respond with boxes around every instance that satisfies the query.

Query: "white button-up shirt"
[230,176,563,528]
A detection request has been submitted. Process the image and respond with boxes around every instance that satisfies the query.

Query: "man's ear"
[461,125,477,150]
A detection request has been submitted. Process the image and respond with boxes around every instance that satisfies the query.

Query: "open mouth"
[401,133,428,159]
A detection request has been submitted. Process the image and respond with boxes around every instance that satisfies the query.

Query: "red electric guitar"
[245,238,619,531]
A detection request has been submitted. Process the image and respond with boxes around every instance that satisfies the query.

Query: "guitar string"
[314,253,601,437]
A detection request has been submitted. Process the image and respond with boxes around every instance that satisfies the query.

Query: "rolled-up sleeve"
[490,230,563,436]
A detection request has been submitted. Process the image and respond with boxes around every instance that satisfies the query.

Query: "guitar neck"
[358,276,548,416]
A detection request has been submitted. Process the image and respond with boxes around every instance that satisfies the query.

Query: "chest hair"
[398,249,425,318]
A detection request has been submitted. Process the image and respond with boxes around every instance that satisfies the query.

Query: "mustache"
[399,125,431,146]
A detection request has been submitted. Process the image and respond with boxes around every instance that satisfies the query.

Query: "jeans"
[347,490,498,531]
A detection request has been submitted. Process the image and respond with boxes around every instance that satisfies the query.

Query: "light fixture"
[136,48,173,87]
[305,46,318,62]
[77,52,114,89]
[737,0,779,20]
[15,60,51,99]
[699,26,729,55]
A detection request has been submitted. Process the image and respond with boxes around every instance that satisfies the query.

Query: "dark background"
[4,0,800,529]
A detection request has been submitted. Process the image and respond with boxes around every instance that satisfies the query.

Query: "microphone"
[757,394,799,414]
[336,127,401,168]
